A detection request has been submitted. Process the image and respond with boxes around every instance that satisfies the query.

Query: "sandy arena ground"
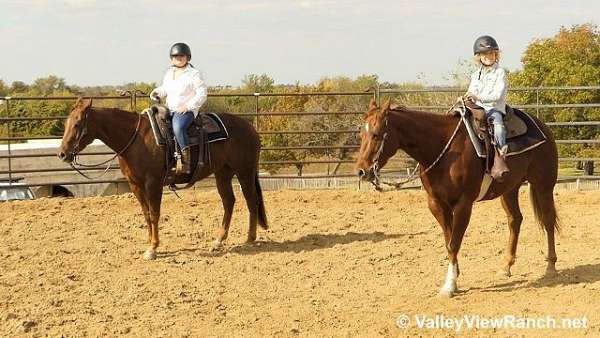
[1,188,599,337]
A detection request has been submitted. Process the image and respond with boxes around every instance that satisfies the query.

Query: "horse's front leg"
[427,196,453,246]
[128,182,155,260]
[440,197,474,298]
[142,182,164,260]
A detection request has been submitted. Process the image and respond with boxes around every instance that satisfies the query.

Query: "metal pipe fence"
[1,86,599,191]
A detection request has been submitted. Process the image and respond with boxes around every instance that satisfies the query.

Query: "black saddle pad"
[188,113,229,145]
[505,108,547,156]
[459,106,547,158]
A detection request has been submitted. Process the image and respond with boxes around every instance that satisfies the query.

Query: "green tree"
[32,75,67,95]
[0,79,7,96]
[10,81,29,93]
[509,23,600,159]
[241,74,275,93]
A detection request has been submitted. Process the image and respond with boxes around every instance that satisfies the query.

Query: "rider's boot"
[180,147,192,175]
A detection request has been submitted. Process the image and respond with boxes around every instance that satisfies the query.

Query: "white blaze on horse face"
[441,263,458,294]
[365,123,369,133]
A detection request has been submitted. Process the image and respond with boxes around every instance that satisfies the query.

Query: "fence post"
[6,98,13,186]
[254,93,260,131]
[117,90,134,111]
[535,87,540,118]
[133,89,146,112]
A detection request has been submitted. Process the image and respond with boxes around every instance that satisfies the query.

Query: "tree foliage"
[509,23,600,158]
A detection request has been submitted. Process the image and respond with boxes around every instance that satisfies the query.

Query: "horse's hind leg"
[213,168,235,250]
[530,185,559,275]
[499,186,523,277]
[238,173,259,243]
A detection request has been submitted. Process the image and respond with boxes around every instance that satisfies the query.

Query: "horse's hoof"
[143,249,157,260]
[437,289,455,298]
[210,241,223,252]
[498,269,512,277]
[544,268,558,277]
[246,238,257,244]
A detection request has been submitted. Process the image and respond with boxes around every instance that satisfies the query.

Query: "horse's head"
[58,98,94,163]
[355,97,395,182]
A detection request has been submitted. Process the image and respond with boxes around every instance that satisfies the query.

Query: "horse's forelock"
[364,105,379,120]
[365,110,386,130]
[73,97,92,111]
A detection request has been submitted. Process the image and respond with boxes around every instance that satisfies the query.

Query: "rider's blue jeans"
[486,109,507,148]
[172,111,194,150]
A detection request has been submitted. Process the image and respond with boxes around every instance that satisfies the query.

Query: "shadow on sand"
[160,230,426,258]
[464,263,600,295]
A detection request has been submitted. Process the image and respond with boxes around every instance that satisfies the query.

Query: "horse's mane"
[91,106,133,113]
[389,104,455,123]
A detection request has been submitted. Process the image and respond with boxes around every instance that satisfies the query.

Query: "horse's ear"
[369,97,378,110]
[380,98,391,116]
[83,98,93,110]
[364,97,378,119]
[74,97,84,107]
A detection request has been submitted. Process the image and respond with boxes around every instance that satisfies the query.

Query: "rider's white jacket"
[467,63,508,114]
[153,65,207,117]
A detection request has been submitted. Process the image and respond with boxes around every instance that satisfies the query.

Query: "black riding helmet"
[170,42,192,60]
[473,35,499,55]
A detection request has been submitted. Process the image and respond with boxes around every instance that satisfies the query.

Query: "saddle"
[465,101,528,140]
[454,101,547,181]
[144,105,229,188]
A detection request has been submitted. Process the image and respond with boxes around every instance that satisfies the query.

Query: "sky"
[1,0,598,87]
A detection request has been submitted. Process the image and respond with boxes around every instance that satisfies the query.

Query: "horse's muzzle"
[357,167,375,182]
[57,151,74,163]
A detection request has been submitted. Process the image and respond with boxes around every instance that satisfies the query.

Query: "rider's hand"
[176,105,188,113]
[465,93,479,102]
[149,89,160,101]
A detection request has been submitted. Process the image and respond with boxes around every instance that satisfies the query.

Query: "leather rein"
[69,108,142,180]
[369,100,465,191]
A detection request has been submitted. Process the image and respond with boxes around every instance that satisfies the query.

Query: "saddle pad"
[461,108,547,158]
[144,108,228,146]
[504,107,527,139]
[144,107,167,146]
[194,113,228,144]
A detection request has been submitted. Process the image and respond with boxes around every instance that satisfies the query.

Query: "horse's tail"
[255,173,268,229]
[529,185,560,234]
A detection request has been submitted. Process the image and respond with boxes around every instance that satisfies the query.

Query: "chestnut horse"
[58,98,267,260]
[355,98,559,297]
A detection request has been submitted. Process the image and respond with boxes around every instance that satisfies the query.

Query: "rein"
[70,110,143,180]
[370,99,466,191]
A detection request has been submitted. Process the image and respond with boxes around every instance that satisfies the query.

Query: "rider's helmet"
[473,35,499,55]
[170,42,192,60]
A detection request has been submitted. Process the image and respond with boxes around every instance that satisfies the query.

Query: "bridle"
[68,108,142,179]
[370,117,389,179]
[365,104,464,191]
[367,112,415,191]
[70,107,91,158]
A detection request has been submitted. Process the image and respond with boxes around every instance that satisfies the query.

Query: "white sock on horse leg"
[441,262,458,293]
